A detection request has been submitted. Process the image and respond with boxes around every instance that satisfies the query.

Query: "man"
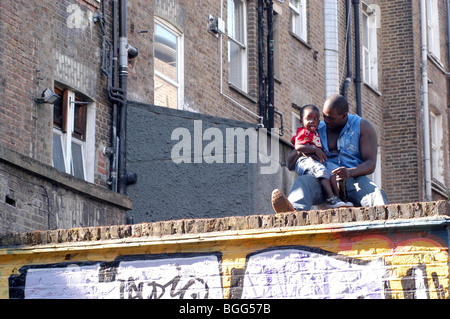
[272,94,388,213]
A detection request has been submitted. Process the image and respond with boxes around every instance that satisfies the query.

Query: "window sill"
[228,82,258,104]
[289,31,311,50]
[363,82,382,97]
[428,53,448,74]
[274,76,282,85]
[431,179,448,198]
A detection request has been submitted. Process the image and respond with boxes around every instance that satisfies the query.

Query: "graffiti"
[6,234,449,299]
[9,253,223,299]
[400,266,446,299]
[431,272,446,299]
[337,233,449,299]
[235,247,387,299]
[400,265,429,299]
[118,268,210,299]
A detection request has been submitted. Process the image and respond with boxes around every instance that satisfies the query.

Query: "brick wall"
[379,0,450,203]
[126,0,338,139]
[379,0,421,203]
[0,145,131,235]
[0,0,112,186]
[0,200,448,299]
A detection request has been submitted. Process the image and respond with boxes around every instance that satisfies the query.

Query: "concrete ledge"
[0,145,132,210]
[0,200,448,247]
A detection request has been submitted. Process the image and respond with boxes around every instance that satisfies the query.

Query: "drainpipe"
[95,0,119,192]
[266,0,275,131]
[118,0,128,194]
[420,0,432,201]
[342,0,353,99]
[110,0,119,192]
[117,0,137,194]
[258,0,267,128]
[324,0,339,99]
[447,0,450,75]
[353,0,362,116]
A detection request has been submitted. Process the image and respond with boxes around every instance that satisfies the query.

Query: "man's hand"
[332,166,352,181]
[314,148,327,163]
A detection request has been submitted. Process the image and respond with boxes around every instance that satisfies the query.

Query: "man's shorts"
[295,156,332,180]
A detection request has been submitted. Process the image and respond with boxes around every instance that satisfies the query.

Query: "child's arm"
[295,143,327,163]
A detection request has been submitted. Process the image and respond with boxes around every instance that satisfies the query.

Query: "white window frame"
[289,0,307,42]
[52,89,95,183]
[154,17,184,110]
[362,9,378,89]
[427,0,441,61]
[227,0,248,92]
[71,137,86,178]
[430,111,444,184]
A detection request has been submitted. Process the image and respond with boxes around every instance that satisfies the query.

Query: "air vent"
[5,195,16,207]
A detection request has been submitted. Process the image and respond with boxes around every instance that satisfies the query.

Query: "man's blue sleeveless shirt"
[317,113,363,169]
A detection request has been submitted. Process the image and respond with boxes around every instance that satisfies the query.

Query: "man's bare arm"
[287,149,301,171]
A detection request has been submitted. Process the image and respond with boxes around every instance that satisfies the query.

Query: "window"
[154,19,184,109]
[227,0,248,92]
[52,87,95,182]
[289,0,307,42]
[362,8,378,89]
[430,111,444,184]
[427,0,441,60]
[291,104,302,137]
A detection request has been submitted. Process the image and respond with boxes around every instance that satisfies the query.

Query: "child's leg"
[330,174,339,196]
[319,178,335,199]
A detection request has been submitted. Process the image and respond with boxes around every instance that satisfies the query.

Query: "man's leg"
[287,174,324,211]
[345,176,388,207]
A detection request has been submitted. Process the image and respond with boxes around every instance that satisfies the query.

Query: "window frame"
[426,0,441,61]
[291,111,301,137]
[154,17,185,110]
[289,0,307,42]
[227,0,248,92]
[430,111,444,184]
[362,9,378,89]
[52,87,95,182]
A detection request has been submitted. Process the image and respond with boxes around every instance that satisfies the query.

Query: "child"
[292,105,352,208]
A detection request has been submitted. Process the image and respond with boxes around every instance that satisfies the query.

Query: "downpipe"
[420,0,432,201]
[324,0,339,99]
[266,0,275,132]
[117,0,137,194]
[353,0,362,116]
[342,0,353,99]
